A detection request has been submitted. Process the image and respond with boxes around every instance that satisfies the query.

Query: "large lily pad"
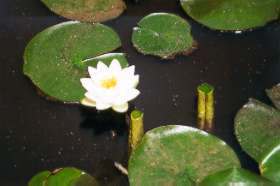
[132,13,196,59]
[180,0,280,31]
[41,0,126,23]
[199,167,275,186]
[28,167,98,186]
[23,21,127,103]
[235,98,280,162]
[128,125,240,185]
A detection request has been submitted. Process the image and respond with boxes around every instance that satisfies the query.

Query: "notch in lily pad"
[23,21,125,103]
[41,0,126,23]
[180,0,280,31]
[28,167,99,186]
[132,13,196,59]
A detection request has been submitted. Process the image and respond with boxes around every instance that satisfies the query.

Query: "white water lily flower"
[80,59,140,113]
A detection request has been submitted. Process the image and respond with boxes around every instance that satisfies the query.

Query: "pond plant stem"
[197,83,215,130]
[129,110,144,155]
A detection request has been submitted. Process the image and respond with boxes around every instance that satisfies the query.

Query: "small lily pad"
[235,99,280,163]
[28,167,98,186]
[70,174,99,186]
[266,84,280,110]
[47,167,98,186]
[24,21,127,103]
[41,0,126,23]
[180,0,280,31]
[29,171,51,186]
[128,125,240,185]
[235,95,280,183]
[199,167,275,186]
[132,13,196,59]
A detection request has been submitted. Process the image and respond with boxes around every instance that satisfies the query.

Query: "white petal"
[85,92,98,102]
[109,59,122,72]
[80,97,96,107]
[112,92,129,105]
[88,66,97,79]
[97,61,108,72]
[96,101,111,110]
[80,78,95,92]
[132,75,139,88]
[122,65,135,77]
[111,88,140,105]
[112,103,129,113]
[126,89,140,101]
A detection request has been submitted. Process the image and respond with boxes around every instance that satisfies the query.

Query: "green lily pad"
[128,125,240,185]
[28,167,98,186]
[29,171,51,186]
[132,13,196,59]
[47,167,98,186]
[266,84,280,110]
[70,174,99,186]
[23,21,128,103]
[180,0,280,31]
[260,144,280,183]
[199,167,275,186]
[41,0,126,23]
[235,98,280,163]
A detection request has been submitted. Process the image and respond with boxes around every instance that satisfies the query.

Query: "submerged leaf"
[23,21,126,103]
[128,125,240,185]
[41,0,126,23]
[180,0,280,31]
[132,13,196,59]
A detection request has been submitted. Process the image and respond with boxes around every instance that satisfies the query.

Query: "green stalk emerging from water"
[129,110,144,155]
[197,83,214,130]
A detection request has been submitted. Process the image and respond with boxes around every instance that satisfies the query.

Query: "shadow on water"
[79,102,137,135]
[79,107,133,185]
[80,107,129,136]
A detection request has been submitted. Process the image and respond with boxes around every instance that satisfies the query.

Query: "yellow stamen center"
[101,76,117,89]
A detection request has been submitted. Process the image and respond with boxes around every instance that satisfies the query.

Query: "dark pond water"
[1,0,280,185]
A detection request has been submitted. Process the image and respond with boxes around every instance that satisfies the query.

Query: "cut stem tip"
[129,110,144,155]
[197,83,215,130]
